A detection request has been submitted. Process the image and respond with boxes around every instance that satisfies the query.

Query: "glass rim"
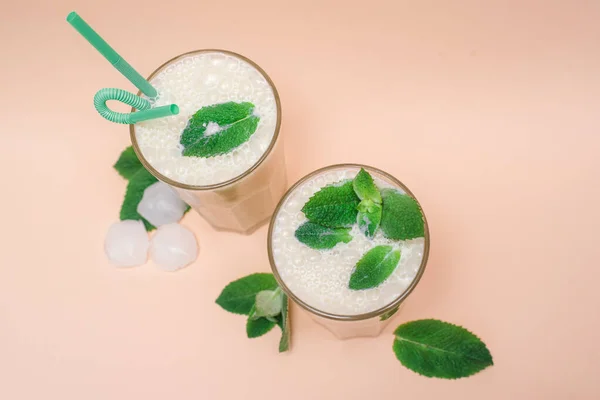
[267,163,431,322]
[129,49,282,191]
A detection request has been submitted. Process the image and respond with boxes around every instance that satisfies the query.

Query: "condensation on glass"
[268,164,430,339]
[130,49,286,234]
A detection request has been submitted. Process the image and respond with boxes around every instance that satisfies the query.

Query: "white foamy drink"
[134,51,278,186]
[270,166,426,317]
[131,50,286,234]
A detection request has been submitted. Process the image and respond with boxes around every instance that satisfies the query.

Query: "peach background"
[1,0,599,398]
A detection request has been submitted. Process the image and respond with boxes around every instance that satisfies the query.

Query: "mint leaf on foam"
[349,245,401,290]
[180,101,260,158]
[393,319,493,379]
[301,180,361,228]
[294,221,353,250]
[380,188,425,240]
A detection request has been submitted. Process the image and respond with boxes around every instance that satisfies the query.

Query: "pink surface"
[1,0,599,398]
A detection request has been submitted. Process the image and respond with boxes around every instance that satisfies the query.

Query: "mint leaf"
[353,168,382,203]
[393,319,493,379]
[301,180,360,228]
[120,168,158,231]
[278,294,290,352]
[357,200,382,238]
[215,273,278,315]
[114,146,143,180]
[380,189,425,240]
[254,288,283,319]
[380,305,399,321]
[246,304,276,338]
[295,221,352,249]
[349,245,401,290]
[180,102,259,158]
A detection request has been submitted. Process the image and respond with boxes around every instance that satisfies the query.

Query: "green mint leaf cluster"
[294,167,425,290]
[113,146,190,232]
[393,319,493,379]
[215,273,290,352]
[349,245,401,290]
[294,222,352,249]
[180,102,260,158]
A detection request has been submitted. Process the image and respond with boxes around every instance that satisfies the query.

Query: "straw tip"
[66,11,79,22]
[170,104,180,115]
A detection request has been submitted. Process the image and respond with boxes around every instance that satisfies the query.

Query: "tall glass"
[268,164,430,339]
[130,49,286,234]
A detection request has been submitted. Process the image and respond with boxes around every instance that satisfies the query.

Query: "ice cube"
[104,220,149,267]
[137,182,187,227]
[150,223,198,271]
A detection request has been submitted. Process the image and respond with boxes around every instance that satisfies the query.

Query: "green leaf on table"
[353,168,382,203]
[357,199,382,239]
[114,146,143,180]
[254,289,284,319]
[295,221,353,249]
[180,102,260,158]
[115,146,190,231]
[246,304,276,338]
[349,245,401,290]
[301,180,360,228]
[278,294,290,353]
[120,167,158,231]
[393,319,493,379]
[380,189,425,241]
[215,273,278,315]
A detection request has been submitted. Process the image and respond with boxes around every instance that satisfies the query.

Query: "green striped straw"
[66,12,178,124]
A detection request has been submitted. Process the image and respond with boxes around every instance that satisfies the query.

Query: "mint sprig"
[349,245,401,290]
[294,221,352,249]
[215,273,278,315]
[180,102,260,158]
[393,319,493,379]
[380,189,425,240]
[114,146,190,231]
[301,180,360,228]
[216,273,290,352]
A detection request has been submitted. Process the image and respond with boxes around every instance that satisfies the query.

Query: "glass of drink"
[130,49,286,234]
[268,164,430,339]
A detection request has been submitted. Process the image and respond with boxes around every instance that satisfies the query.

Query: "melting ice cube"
[104,220,150,267]
[150,223,198,271]
[137,182,187,227]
